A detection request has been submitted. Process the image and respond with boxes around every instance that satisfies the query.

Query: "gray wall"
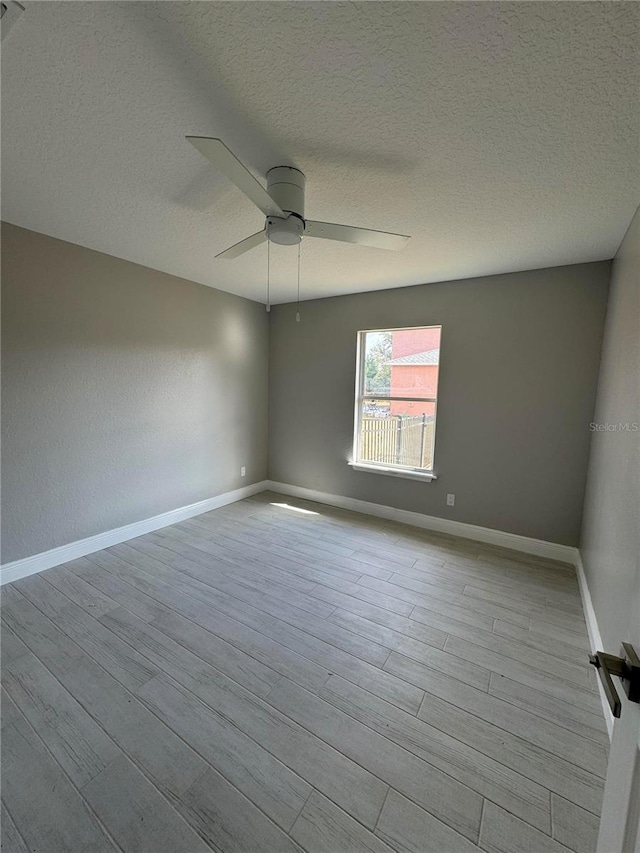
[1,222,616,563]
[269,262,611,546]
[1,223,269,563]
[580,207,639,651]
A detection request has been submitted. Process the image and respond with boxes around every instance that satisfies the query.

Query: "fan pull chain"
[266,231,271,313]
[296,240,301,322]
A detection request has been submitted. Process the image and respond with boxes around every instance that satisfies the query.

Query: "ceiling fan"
[186,137,411,259]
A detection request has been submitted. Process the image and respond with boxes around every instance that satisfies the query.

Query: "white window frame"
[350,325,441,482]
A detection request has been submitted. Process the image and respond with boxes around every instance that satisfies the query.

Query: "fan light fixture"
[185,137,411,313]
[267,214,303,246]
[185,137,411,259]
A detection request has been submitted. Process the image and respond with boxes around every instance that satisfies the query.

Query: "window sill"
[349,462,438,482]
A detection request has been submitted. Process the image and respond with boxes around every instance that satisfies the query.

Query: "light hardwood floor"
[1,491,608,853]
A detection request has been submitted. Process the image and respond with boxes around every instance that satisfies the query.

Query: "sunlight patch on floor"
[270,502,319,515]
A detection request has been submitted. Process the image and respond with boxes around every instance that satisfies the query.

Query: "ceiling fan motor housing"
[267,166,305,245]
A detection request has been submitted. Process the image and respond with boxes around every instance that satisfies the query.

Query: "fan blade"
[305,221,410,251]
[215,229,267,260]
[187,137,284,218]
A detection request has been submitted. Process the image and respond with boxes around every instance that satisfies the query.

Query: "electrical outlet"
[446,493,455,507]
[240,467,246,477]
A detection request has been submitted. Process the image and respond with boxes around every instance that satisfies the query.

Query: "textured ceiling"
[2,1,638,304]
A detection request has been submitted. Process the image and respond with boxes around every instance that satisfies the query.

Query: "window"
[353,326,442,478]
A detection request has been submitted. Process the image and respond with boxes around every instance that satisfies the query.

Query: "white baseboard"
[266,480,578,565]
[0,480,269,586]
[574,550,614,738]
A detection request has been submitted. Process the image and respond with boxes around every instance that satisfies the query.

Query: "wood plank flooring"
[1,491,608,853]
